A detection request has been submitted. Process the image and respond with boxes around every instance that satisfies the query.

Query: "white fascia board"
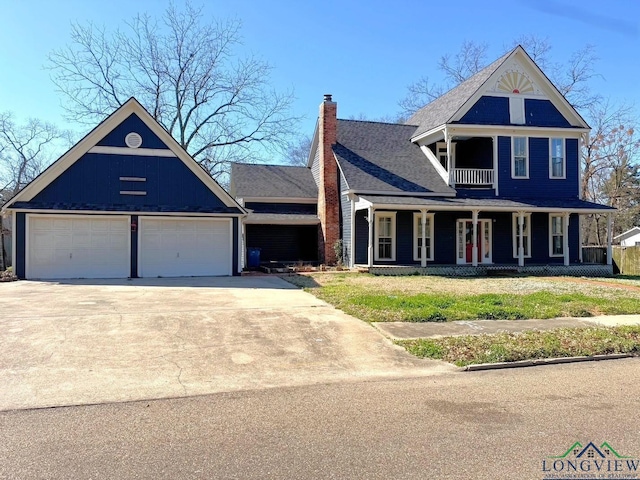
[334,154,351,191]
[354,197,372,211]
[88,146,177,157]
[243,218,320,225]
[419,145,449,183]
[346,189,455,198]
[447,124,588,138]
[241,197,317,204]
[451,47,589,129]
[411,125,447,144]
[5,208,246,217]
[5,98,245,212]
[362,203,615,214]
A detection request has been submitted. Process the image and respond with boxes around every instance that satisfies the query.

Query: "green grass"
[397,326,640,366]
[283,273,640,322]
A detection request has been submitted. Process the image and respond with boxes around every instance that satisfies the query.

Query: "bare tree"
[284,135,313,167]
[47,2,300,179]
[399,38,600,118]
[0,113,68,270]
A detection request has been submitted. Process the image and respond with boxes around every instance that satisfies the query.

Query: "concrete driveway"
[0,276,452,411]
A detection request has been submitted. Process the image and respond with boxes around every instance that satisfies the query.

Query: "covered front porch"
[349,195,615,275]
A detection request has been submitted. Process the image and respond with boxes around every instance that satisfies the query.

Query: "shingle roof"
[358,195,616,212]
[244,213,320,225]
[230,164,317,199]
[334,120,455,195]
[406,50,512,139]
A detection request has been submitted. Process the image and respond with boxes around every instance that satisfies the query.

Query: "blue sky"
[1,0,638,147]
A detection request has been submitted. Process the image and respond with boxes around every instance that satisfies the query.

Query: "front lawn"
[397,326,640,366]
[283,273,640,322]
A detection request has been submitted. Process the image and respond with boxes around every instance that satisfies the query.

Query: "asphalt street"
[2,358,639,480]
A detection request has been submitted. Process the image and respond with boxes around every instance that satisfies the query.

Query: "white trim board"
[2,98,245,213]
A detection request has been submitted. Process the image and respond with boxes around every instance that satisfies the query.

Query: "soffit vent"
[125,132,143,148]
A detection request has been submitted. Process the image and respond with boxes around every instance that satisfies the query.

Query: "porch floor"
[358,264,613,277]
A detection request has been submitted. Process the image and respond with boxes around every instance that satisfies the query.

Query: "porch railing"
[452,168,494,186]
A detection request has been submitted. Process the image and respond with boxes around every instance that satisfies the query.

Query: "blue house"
[2,98,245,279]
[231,46,615,275]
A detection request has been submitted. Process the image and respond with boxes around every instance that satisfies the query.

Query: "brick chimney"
[318,94,340,265]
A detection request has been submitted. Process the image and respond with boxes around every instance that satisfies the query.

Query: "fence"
[612,246,640,275]
[581,246,607,264]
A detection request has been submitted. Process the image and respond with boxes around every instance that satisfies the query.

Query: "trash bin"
[247,247,261,269]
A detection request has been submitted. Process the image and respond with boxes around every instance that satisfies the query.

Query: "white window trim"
[512,213,532,258]
[374,212,396,261]
[549,214,564,257]
[549,138,566,179]
[511,136,529,179]
[413,212,434,261]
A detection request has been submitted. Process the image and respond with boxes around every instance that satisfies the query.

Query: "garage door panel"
[28,216,130,279]
[139,218,231,277]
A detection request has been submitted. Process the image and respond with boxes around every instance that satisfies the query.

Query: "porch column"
[606,213,613,266]
[472,210,479,267]
[420,209,428,268]
[563,213,570,267]
[350,197,355,268]
[446,134,453,186]
[367,206,374,267]
[517,211,525,267]
[492,135,499,196]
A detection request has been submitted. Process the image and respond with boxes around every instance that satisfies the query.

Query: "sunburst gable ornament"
[496,71,535,94]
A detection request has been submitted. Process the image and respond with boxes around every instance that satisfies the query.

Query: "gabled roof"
[230,164,317,199]
[2,97,243,214]
[406,51,511,139]
[614,226,640,241]
[407,45,590,141]
[333,120,455,196]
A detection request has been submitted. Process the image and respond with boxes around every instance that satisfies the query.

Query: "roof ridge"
[338,118,418,127]
[232,162,310,169]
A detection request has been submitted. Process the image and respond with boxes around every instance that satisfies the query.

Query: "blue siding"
[498,137,579,198]
[31,153,228,210]
[396,211,414,265]
[355,210,368,264]
[15,213,25,278]
[246,224,318,262]
[457,96,510,125]
[97,114,170,149]
[339,173,351,265]
[525,99,571,127]
[244,202,316,214]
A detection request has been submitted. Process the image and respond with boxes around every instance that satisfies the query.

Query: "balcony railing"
[452,168,494,186]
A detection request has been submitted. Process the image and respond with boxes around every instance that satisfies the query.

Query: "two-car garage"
[26,215,233,280]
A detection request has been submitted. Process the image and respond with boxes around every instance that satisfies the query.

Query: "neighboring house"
[1,98,245,280]
[614,227,640,246]
[230,46,615,275]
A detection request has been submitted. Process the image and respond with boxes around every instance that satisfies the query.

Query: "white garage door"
[28,215,130,279]
[138,217,232,277]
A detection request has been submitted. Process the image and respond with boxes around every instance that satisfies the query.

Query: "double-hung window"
[512,213,531,258]
[375,213,396,261]
[512,137,528,178]
[549,215,565,256]
[413,213,434,261]
[550,138,565,178]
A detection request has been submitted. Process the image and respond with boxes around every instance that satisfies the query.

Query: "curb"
[463,353,637,371]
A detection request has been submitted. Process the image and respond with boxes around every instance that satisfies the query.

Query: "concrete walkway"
[373,315,640,340]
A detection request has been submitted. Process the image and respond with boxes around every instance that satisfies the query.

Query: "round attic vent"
[125,132,143,148]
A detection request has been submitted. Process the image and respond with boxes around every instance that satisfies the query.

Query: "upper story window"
[413,213,434,261]
[375,213,396,261]
[550,138,565,179]
[512,137,529,178]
